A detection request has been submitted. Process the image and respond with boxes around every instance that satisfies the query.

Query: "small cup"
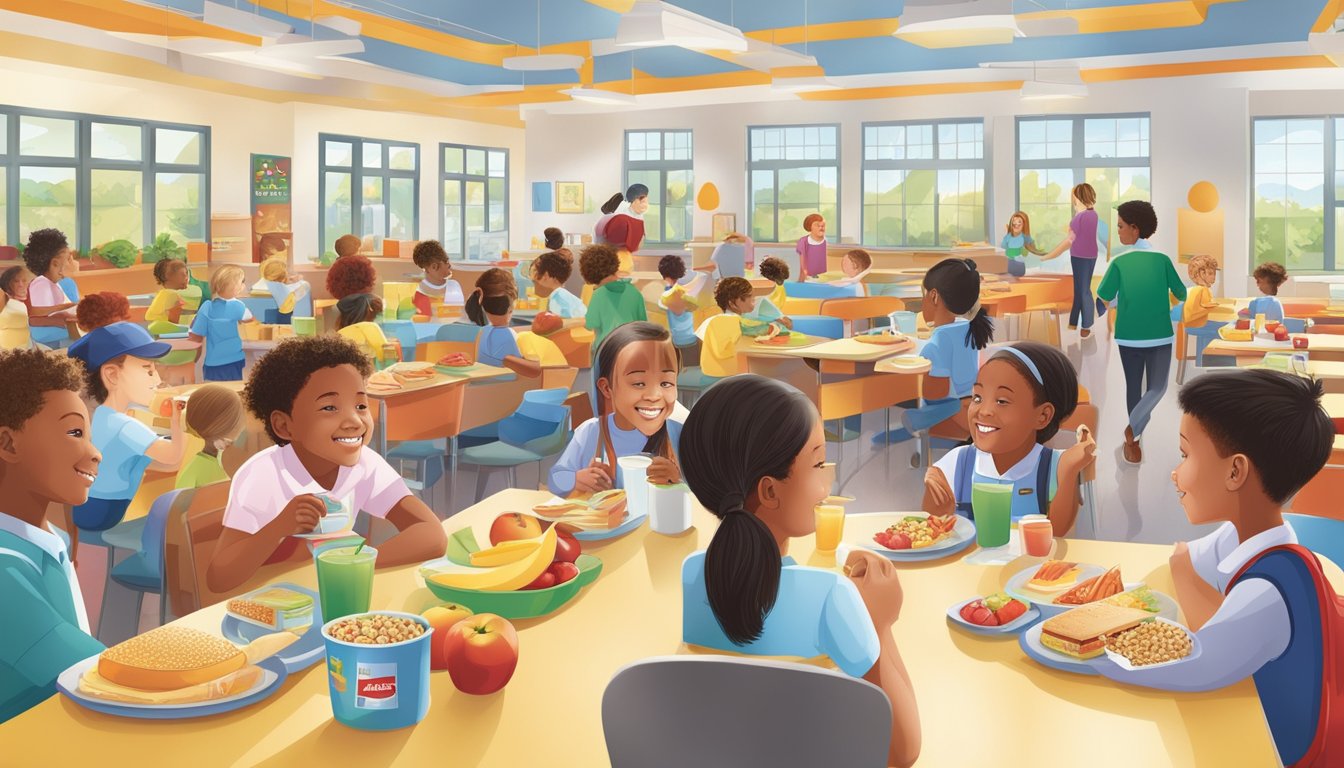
[649,483,693,535]
[1294,336,1310,350]
[1018,514,1054,558]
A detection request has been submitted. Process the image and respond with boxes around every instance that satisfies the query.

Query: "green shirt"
[1096,248,1187,346]
[0,518,104,723]
[175,451,229,490]
[584,280,647,352]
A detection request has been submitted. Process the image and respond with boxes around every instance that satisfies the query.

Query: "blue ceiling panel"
[350,38,579,86]
[666,0,905,31]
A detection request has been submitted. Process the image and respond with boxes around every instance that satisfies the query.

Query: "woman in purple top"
[795,213,828,281]
[1043,183,1100,337]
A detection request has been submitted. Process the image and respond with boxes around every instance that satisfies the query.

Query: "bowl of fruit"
[947,592,1038,635]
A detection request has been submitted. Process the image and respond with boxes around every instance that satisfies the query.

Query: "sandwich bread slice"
[1039,603,1152,660]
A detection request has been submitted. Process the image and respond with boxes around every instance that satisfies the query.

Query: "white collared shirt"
[0,514,90,633]
[935,443,1048,485]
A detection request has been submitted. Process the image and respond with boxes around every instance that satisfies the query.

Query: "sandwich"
[533,489,628,529]
[1039,603,1153,660]
[367,370,402,392]
[227,588,314,632]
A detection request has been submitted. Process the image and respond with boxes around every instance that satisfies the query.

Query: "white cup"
[649,483,693,535]
[616,454,654,518]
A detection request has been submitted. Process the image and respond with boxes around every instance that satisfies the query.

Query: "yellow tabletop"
[1205,334,1344,360]
[1322,392,1344,418]
[737,334,916,363]
[6,489,1284,767]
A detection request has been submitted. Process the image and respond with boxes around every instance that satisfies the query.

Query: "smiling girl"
[1001,211,1046,277]
[548,322,683,498]
[921,342,1095,536]
[0,266,34,350]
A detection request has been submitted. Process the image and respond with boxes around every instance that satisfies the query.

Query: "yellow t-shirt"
[768,283,788,314]
[146,289,183,324]
[696,314,743,378]
[515,332,568,367]
[338,322,392,362]
[1183,285,1214,328]
[0,298,31,350]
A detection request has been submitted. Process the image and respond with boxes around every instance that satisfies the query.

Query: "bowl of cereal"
[321,612,432,730]
[1102,617,1200,671]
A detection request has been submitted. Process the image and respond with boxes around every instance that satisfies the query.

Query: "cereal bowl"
[322,611,432,730]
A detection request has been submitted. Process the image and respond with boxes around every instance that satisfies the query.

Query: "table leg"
[378,403,388,457]
[448,435,459,517]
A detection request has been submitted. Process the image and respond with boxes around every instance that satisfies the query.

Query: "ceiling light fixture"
[770,0,836,93]
[203,1,293,39]
[614,0,749,53]
[503,0,585,71]
[260,37,365,59]
[1309,29,1344,66]
[313,15,362,38]
[561,87,637,105]
[895,0,1023,48]
[1019,63,1087,100]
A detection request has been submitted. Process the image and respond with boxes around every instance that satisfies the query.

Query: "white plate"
[1018,623,1099,676]
[947,597,1041,635]
[56,656,284,718]
[1102,617,1202,671]
[847,512,976,561]
[1005,563,1105,617]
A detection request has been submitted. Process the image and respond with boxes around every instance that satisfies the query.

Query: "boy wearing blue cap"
[67,321,186,531]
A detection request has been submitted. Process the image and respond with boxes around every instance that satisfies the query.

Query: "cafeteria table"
[1203,333,1344,362]
[5,488,1295,767]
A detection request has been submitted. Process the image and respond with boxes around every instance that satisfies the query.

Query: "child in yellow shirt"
[335,293,396,365]
[146,258,190,335]
[758,257,789,312]
[695,277,754,379]
[1181,254,1226,369]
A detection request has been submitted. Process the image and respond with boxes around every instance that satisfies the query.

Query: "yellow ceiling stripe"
[579,0,635,11]
[799,80,1023,102]
[1017,0,1241,35]
[442,84,572,108]
[745,19,901,46]
[0,0,259,44]
[1082,54,1336,82]
[1315,0,1344,32]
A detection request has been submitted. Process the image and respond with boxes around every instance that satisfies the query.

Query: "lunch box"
[322,612,432,731]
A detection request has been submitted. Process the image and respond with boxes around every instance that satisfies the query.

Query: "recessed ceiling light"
[503,53,585,71]
[562,87,637,105]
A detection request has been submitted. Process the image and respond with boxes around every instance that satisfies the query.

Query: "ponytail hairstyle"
[464,267,518,326]
[679,375,818,645]
[923,258,993,350]
[594,322,680,456]
[988,342,1078,443]
[335,293,381,330]
[600,193,625,215]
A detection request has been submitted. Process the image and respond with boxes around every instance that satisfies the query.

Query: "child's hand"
[574,460,614,494]
[646,456,681,485]
[779,316,793,330]
[1062,429,1097,475]
[278,493,326,536]
[846,550,903,629]
[922,468,955,518]
[169,398,186,427]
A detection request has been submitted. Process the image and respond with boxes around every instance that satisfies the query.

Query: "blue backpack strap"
[1035,448,1055,517]
[954,447,975,519]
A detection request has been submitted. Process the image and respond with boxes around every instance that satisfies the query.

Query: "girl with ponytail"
[680,375,921,768]
[465,268,540,378]
[547,321,684,497]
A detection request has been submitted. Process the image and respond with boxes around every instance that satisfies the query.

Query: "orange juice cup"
[814,505,845,551]
[1019,514,1054,557]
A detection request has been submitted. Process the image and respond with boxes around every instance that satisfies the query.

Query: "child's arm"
[378,496,448,566]
[0,559,105,686]
[145,400,187,471]
[1048,436,1096,537]
[206,494,326,593]
[1170,541,1225,630]
[1165,257,1189,302]
[646,455,680,485]
[502,355,542,378]
[188,306,207,343]
[847,551,921,768]
[921,467,956,517]
[548,422,611,496]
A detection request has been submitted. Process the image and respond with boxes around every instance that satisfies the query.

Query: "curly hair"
[0,348,85,431]
[1254,261,1288,292]
[544,227,565,251]
[76,292,131,332]
[758,257,789,284]
[23,228,69,278]
[658,254,687,282]
[326,255,377,300]
[579,244,621,285]
[1187,254,1218,283]
[715,277,754,311]
[412,240,450,271]
[243,335,373,446]
[153,257,188,286]
[334,234,361,259]
[532,251,572,284]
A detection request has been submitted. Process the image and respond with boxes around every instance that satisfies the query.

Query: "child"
[74,291,131,334]
[593,193,626,246]
[67,317,186,531]
[543,227,572,259]
[873,258,994,445]
[334,233,361,260]
[548,322,683,497]
[531,250,585,319]
[922,343,1096,536]
[258,257,313,321]
[709,232,754,279]
[0,349,105,723]
[206,336,446,594]
[582,244,647,352]
[656,254,709,366]
[1096,200,1186,465]
[1180,254,1226,368]
[1001,211,1046,277]
[146,258,191,335]
[1248,262,1287,322]
[679,375,920,768]
[1043,184,1100,337]
[176,383,246,490]
[189,265,254,382]
[465,268,541,378]
[0,266,33,351]
[325,254,376,301]
[695,277,752,379]
[759,256,790,313]
[21,228,77,346]
[1093,370,1338,768]
[411,240,464,317]
[604,183,649,257]
[831,249,873,297]
[335,293,396,365]
[795,213,828,282]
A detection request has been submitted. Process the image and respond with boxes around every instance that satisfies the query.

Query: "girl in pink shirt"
[795,214,828,281]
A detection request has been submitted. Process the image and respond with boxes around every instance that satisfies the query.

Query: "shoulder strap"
[954,447,976,517]
[1227,543,1323,595]
[1036,448,1055,516]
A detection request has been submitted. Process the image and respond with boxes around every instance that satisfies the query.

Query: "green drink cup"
[971,483,1013,548]
[316,545,377,620]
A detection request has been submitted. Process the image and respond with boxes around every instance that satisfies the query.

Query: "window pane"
[488,151,506,178]
[325,140,353,167]
[156,128,201,165]
[1018,168,1074,255]
[156,172,205,242]
[323,171,352,255]
[19,166,77,243]
[92,122,142,162]
[466,149,486,176]
[363,142,383,169]
[487,179,506,231]
[362,177,384,242]
[90,169,143,246]
[442,180,463,256]
[20,115,76,158]
[388,177,415,239]
[443,146,463,174]
[665,169,692,243]
[1253,117,1325,272]
[0,170,5,226]
[0,117,7,155]
[389,145,416,171]
[750,169,775,242]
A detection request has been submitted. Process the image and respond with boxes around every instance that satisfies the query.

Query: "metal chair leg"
[473,466,489,503]
[507,466,518,489]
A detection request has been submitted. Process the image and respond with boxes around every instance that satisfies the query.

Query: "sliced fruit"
[445,527,481,567]
[428,527,558,592]
[469,538,543,568]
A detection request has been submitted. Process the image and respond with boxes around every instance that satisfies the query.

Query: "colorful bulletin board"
[251,154,292,264]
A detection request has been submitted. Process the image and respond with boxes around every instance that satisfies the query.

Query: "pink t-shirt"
[222,443,412,534]
[27,275,73,316]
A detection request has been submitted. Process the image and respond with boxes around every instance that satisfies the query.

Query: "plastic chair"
[459,388,572,501]
[386,440,446,512]
[818,296,905,338]
[602,655,892,768]
[163,481,231,617]
[1284,513,1344,570]
[105,489,188,634]
[676,367,720,408]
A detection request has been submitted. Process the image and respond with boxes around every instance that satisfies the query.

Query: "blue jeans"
[1070,257,1097,329]
[1118,344,1172,437]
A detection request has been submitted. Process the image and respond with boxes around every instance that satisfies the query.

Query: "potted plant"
[142,232,186,264]
[97,239,139,269]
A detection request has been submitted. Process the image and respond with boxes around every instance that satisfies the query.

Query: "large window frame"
[861,119,989,247]
[623,129,693,246]
[747,124,841,244]
[319,133,420,256]
[439,143,508,260]
[1250,115,1337,274]
[0,105,210,251]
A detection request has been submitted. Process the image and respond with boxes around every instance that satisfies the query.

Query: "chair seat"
[387,440,447,460]
[110,553,161,592]
[677,368,719,390]
[460,442,546,467]
[99,516,148,551]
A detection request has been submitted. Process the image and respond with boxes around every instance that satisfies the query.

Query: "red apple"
[422,604,474,670]
[489,513,543,545]
[531,311,562,336]
[1274,326,1290,342]
[550,561,580,585]
[554,528,581,564]
[444,613,519,695]
[521,570,557,590]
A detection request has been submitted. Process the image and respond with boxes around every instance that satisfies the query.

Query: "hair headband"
[992,346,1044,386]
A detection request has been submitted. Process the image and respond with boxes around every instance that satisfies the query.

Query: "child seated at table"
[0,266,34,351]
[335,293,396,366]
[921,342,1095,536]
[1092,369,1339,768]
[582,244,646,352]
[22,228,78,346]
[257,257,313,322]
[830,249,873,297]
[0,348,106,724]
[206,336,446,594]
[146,258,191,336]
[695,277,753,379]
[758,256,791,314]
[657,255,709,367]
[1179,254,1226,367]
[1245,262,1287,322]
[325,253,376,300]
[176,384,247,490]
[465,268,541,378]
[531,250,585,319]
[679,375,920,768]
[189,265,254,382]
[411,240,464,318]
[549,322,682,498]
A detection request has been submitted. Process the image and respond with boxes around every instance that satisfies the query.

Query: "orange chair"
[416,340,474,363]
[817,296,905,337]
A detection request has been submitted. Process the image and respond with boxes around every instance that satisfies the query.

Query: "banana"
[430,527,558,592]
[469,538,542,567]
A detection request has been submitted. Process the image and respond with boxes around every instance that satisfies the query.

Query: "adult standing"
[21,228,77,347]
[795,213,828,282]
[592,193,626,247]
[1042,184,1100,338]
[603,184,650,257]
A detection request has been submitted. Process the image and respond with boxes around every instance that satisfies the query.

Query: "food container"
[1235,318,1251,331]
[322,612,431,731]
[649,482,693,535]
[227,586,315,631]
[1294,336,1310,350]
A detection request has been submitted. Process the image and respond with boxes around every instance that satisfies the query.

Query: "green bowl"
[421,554,603,620]
[435,364,479,375]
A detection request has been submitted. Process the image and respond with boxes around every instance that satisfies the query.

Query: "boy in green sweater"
[1096,200,1186,465]
[581,244,647,352]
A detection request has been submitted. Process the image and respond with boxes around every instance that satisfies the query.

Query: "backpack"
[952,446,1053,519]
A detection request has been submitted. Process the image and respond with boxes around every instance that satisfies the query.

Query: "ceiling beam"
[0,0,259,44]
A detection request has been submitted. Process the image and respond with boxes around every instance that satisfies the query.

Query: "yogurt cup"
[322,611,432,731]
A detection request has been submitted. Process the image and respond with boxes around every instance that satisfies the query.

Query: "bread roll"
[98,626,246,691]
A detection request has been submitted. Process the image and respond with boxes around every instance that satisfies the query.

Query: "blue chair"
[459,388,571,502]
[1284,513,1344,570]
[435,321,483,343]
[676,367,720,408]
[104,489,187,637]
[386,439,447,513]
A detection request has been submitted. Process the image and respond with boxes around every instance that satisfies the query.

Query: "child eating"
[258,257,313,321]
[582,244,646,351]
[189,265,254,382]
[335,293,396,366]
[531,250,585,319]
[758,257,790,313]
[206,336,446,593]
[695,277,754,380]
[1248,262,1287,322]
[656,255,709,367]
[464,268,541,378]
[411,240,464,317]
[146,258,191,335]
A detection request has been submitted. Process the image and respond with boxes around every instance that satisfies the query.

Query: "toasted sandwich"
[1039,603,1152,660]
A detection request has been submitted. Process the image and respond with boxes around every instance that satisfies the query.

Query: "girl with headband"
[922,342,1096,535]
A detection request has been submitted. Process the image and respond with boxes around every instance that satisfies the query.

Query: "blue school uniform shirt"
[1000,233,1035,256]
[476,325,521,368]
[190,298,250,367]
[546,286,586,319]
[90,405,159,501]
[682,552,881,679]
[548,414,684,497]
[933,444,1061,520]
[920,318,978,398]
[1248,295,1285,322]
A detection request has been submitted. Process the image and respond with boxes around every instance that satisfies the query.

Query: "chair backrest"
[1285,513,1344,571]
[602,655,892,768]
[144,488,188,583]
[785,281,861,300]
[163,480,230,617]
[415,340,475,362]
[434,322,484,343]
[499,388,570,448]
[1283,317,1308,334]
[818,296,905,322]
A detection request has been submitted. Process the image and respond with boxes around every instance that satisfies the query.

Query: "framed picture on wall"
[532,182,553,212]
[712,213,736,242]
[556,181,585,214]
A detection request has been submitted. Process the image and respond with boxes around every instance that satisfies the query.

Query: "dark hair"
[1117,200,1158,239]
[988,342,1078,442]
[1178,370,1333,504]
[679,375,818,645]
[532,251,572,284]
[335,293,382,329]
[23,228,68,277]
[152,257,187,286]
[0,348,86,431]
[543,227,565,251]
[0,266,27,296]
[1253,262,1288,293]
[845,249,872,271]
[326,255,377,300]
[76,292,131,332]
[243,335,374,446]
[258,233,287,255]
[657,254,687,281]
[411,240,450,270]
[594,322,680,456]
[758,257,789,284]
[715,277,753,311]
[600,193,625,215]
[465,267,517,326]
[580,244,621,285]
[923,258,993,350]
[84,354,125,404]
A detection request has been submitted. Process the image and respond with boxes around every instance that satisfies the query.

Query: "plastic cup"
[316,545,377,620]
[1019,514,1054,557]
[889,311,918,335]
[649,482,693,535]
[616,454,653,518]
[292,316,316,337]
[814,505,845,552]
[971,483,1013,548]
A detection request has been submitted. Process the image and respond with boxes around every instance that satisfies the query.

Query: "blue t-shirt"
[476,325,521,367]
[546,287,586,319]
[89,405,158,500]
[190,298,249,367]
[920,318,978,398]
[548,414,684,497]
[682,552,881,679]
[1248,295,1285,322]
[1000,233,1035,256]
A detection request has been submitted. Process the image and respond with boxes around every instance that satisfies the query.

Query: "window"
[748,125,839,243]
[1252,118,1331,272]
[319,134,419,256]
[0,107,209,251]
[623,130,693,244]
[1016,115,1151,260]
[440,143,508,259]
[862,120,987,246]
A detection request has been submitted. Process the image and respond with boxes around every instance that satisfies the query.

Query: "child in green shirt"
[581,244,646,352]
[176,383,247,490]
